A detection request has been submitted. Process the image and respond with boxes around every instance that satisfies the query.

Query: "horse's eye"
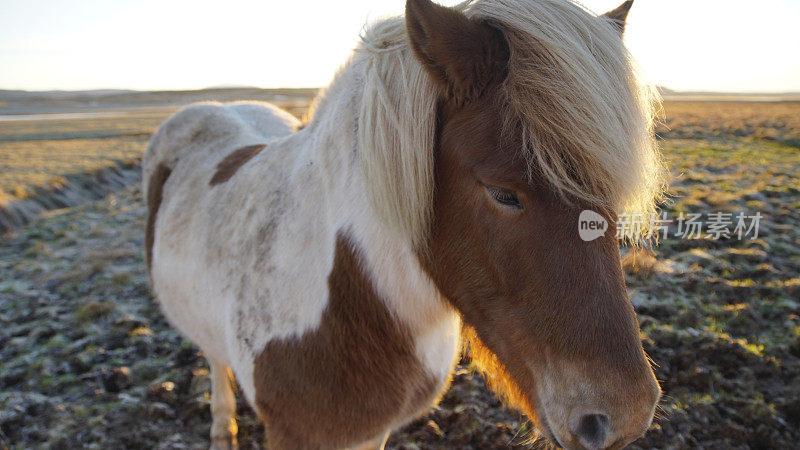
[486,185,523,210]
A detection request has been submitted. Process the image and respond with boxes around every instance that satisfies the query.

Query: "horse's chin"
[536,413,564,448]
[461,326,572,448]
[461,327,542,420]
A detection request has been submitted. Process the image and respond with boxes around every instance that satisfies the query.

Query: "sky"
[1,0,799,93]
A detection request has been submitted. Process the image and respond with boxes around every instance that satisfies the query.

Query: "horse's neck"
[302,61,458,347]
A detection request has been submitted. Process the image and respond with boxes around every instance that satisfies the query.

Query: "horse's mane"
[356,17,439,252]
[355,0,666,249]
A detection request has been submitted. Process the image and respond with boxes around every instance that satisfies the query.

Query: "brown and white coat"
[143,0,665,449]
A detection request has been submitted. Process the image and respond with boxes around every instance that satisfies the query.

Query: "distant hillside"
[656,86,800,102]
[0,87,319,115]
[3,86,799,116]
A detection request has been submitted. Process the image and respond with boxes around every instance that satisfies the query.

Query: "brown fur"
[423,87,657,434]
[602,0,633,33]
[406,2,659,443]
[253,232,441,450]
[461,326,533,417]
[145,163,172,274]
[209,144,267,186]
[406,0,508,106]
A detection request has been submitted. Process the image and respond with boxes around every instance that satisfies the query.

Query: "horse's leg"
[209,359,238,450]
[351,432,389,450]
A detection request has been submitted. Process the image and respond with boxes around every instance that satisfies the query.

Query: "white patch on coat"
[145,79,460,411]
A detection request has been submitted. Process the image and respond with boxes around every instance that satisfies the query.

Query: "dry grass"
[658,101,800,146]
[0,109,171,141]
[621,248,660,278]
[0,102,311,201]
[73,300,116,324]
[0,137,147,197]
[0,110,167,198]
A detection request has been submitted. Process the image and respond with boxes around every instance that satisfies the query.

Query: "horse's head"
[405,0,662,448]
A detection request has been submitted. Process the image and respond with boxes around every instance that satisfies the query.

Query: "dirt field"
[1,97,799,449]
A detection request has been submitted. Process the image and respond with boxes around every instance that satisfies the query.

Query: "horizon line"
[2,86,800,97]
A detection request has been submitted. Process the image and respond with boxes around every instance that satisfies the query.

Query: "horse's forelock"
[466,0,666,232]
[356,0,666,249]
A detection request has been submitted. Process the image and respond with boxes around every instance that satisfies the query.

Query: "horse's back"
[143,101,300,191]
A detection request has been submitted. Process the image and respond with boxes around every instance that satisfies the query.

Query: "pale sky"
[1,0,798,93]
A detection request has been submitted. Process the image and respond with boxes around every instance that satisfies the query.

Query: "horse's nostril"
[572,413,611,450]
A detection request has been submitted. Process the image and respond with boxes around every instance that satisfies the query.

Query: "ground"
[1,98,799,449]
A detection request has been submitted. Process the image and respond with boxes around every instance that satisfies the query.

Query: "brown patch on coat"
[145,163,172,275]
[209,144,267,186]
[253,232,441,449]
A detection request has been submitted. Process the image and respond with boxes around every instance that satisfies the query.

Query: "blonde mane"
[356,0,666,249]
[357,17,439,252]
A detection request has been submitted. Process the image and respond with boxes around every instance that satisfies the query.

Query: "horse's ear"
[602,0,633,34]
[406,0,509,105]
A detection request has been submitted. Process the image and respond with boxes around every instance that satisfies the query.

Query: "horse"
[142,0,666,448]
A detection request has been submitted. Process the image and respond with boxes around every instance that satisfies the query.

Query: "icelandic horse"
[143,0,665,448]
